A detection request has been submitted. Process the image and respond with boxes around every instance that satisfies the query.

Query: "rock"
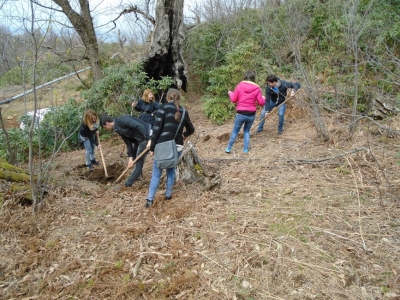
[365,93,400,119]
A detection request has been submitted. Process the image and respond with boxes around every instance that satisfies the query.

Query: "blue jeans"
[147,151,182,201]
[226,113,255,151]
[257,100,286,132]
[125,140,148,186]
[79,134,95,165]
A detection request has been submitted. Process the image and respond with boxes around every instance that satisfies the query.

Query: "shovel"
[115,147,150,184]
[251,90,300,134]
[98,138,113,180]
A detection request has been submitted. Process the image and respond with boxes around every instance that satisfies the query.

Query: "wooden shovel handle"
[98,140,109,178]
[114,147,149,184]
[251,90,299,133]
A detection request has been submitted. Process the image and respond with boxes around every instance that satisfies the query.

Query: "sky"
[0,0,201,42]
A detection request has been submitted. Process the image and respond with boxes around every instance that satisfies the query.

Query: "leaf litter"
[1,94,400,299]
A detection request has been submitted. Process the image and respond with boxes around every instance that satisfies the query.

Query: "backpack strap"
[173,109,186,139]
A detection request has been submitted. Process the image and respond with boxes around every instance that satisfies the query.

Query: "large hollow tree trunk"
[143,0,188,92]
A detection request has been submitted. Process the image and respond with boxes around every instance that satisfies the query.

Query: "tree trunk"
[143,0,188,92]
[177,142,220,190]
[52,0,103,82]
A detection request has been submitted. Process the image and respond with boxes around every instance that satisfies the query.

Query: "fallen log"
[0,159,30,182]
[0,158,33,205]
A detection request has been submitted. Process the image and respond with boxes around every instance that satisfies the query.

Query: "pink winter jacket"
[228,81,265,112]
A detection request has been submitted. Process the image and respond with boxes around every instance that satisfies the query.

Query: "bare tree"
[344,0,373,133]
[33,0,104,82]
[52,0,103,81]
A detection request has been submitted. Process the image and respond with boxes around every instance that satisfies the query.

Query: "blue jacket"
[266,78,301,106]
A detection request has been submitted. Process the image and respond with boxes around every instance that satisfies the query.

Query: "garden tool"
[114,147,149,184]
[98,138,113,180]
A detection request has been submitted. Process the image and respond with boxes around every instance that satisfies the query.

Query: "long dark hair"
[166,88,181,122]
[243,70,256,82]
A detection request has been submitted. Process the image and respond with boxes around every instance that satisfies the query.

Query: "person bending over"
[257,74,301,135]
[100,114,151,187]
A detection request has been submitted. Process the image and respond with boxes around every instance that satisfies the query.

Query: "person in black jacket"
[144,88,195,208]
[257,74,301,135]
[132,89,160,128]
[79,109,100,170]
[100,114,151,187]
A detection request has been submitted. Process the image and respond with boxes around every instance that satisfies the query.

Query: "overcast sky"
[1,0,200,42]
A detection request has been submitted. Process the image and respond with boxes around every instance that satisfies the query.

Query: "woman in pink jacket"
[225,70,265,153]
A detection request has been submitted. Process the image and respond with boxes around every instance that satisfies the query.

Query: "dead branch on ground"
[279,147,368,165]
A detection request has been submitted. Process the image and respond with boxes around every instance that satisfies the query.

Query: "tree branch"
[280,147,369,165]
[108,5,156,30]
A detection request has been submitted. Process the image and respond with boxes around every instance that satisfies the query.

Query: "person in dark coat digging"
[257,74,301,135]
[100,114,151,187]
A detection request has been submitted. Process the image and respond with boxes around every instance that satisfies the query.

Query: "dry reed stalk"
[271,241,282,280]
[132,240,143,277]
[345,155,367,251]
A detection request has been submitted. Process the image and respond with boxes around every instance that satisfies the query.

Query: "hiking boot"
[225,147,231,153]
[91,159,100,165]
[278,130,283,135]
[145,200,153,208]
[86,164,93,170]
[166,195,172,200]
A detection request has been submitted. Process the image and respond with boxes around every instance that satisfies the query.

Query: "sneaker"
[278,130,283,135]
[86,164,93,170]
[145,200,153,208]
[243,149,249,154]
[91,159,100,165]
[225,147,231,153]
[166,195,172,200]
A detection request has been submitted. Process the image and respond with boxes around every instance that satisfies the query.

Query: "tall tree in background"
[50,0,103,82]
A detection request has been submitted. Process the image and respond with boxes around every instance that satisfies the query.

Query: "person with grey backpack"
[144,88,195,208]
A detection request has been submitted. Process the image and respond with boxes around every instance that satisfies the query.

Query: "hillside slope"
[1,90,400,299]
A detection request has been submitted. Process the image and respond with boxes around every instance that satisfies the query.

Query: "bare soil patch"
[1,90,400,299]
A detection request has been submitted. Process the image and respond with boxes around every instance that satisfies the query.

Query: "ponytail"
[166,88,182,122]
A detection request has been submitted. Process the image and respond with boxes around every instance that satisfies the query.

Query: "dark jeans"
[124,140,148,187]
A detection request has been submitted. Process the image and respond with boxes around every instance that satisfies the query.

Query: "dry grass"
[1,89,400,299]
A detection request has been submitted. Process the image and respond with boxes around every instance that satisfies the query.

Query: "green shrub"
[0,128,29,162]
[81,62,174,117]
[203,96,235,125]
[0,98,84,163]
[206,39,262,97]
[0,67,28,87]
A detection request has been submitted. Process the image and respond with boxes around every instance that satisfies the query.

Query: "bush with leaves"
[202,39,264,124]
[0,98,84,163]
[81,62,174,117]
[0,58,77,88]
[202,96,236,125]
